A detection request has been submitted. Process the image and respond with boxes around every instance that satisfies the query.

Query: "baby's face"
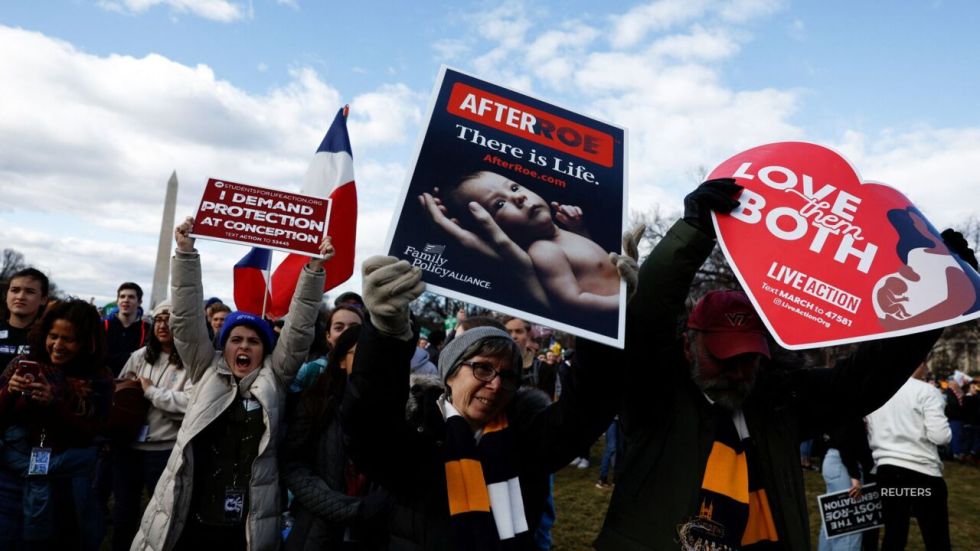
[456,172,552,236]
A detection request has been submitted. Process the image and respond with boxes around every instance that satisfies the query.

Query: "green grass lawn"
[551,449,980,550]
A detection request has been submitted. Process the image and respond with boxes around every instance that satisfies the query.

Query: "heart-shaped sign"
[709,142,980,350]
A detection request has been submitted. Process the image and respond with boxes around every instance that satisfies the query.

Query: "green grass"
[552,445,980,550]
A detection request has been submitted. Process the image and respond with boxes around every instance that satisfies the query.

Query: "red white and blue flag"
[267,106,357,318]
[233,247,272,316]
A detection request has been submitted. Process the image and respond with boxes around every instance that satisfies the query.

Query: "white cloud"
[0,25,424,303]
[432,38,470,61]
[647,24,740,62]
[437,0,807,215]
[98,0,249,22]
[609,0,710,49]
[833,128,980,229]
[717,0,783,23]
[348,85,425,149]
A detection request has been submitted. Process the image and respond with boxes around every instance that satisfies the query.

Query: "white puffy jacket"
[131,249,323,550]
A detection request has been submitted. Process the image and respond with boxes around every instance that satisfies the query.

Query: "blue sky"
[2,0,978,306]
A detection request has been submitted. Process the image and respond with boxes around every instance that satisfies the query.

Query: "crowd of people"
[0,182,977,550]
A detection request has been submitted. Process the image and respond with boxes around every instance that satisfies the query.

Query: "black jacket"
[586,220,941,551]
[281,392,387,550]
[343,322,621,550]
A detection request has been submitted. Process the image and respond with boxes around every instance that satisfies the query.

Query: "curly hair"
[28,298,106,371]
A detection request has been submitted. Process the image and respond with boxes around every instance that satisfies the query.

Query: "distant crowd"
[1,180,977,551]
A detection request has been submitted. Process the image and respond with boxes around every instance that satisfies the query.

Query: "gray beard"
[689,356,754,411]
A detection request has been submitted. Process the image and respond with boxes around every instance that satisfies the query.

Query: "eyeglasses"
[460,361,518,389]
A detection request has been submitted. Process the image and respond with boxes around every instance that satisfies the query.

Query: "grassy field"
[551,446,980,550]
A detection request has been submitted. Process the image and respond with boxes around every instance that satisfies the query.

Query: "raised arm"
[341,257,433,494]
[793,229,977,438]
[169,217,218,383]
[270,238,332,387]
[791,328,942,440]
[620,180,741,432]
[630,179,741,334]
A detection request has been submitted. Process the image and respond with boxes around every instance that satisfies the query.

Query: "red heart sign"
[709,142,980,349]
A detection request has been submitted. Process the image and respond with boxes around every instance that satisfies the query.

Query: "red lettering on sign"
[447,82,614,168]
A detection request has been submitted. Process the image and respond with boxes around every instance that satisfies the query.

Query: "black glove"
[941,229,978,271]
[359,487,390,520]
[683,178,743,238]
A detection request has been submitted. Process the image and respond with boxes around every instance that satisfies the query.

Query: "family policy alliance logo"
[403,244,492,289]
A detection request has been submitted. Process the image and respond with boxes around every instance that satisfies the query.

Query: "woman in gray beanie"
[342,250,637,551]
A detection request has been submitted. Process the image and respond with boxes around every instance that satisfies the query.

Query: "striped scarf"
[679,405,780,550]
[442,400,528,551]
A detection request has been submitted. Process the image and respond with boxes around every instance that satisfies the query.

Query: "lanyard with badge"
[28,429,51,476]
[223,396,261,522]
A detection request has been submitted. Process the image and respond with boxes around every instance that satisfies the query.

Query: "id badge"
[224,487,245,522]
[28,447,51,476]
[136,424,150,443]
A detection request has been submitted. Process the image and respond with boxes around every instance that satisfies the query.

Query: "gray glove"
[362,256,425,340]
[608,224,644,302]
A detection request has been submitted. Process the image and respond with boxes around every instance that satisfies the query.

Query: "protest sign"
[386,67,628,347]
[817,483,883,539]
[709,142,980,349]
[191,178,331,256]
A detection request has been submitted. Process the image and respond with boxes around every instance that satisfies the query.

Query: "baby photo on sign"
[387,67,627,345]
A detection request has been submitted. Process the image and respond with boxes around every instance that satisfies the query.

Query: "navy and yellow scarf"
[680,405,780,550]
[443,401,529,551]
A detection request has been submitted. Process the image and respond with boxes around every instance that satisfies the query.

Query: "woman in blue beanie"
[132,217,333,551]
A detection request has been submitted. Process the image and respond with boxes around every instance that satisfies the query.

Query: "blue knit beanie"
[219,311,275,353]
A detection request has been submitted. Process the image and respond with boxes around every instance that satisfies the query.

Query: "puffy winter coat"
[131,249,323,551]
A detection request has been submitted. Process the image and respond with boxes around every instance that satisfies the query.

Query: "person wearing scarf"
[342,252,637,551]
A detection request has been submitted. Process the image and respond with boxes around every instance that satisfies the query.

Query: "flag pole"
[261,268,270,319]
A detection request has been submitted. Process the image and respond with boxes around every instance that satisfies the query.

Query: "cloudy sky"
[2,0,978,307]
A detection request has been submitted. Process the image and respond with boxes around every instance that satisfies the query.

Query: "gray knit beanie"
[438,326,514,383]
[150,300,172,318]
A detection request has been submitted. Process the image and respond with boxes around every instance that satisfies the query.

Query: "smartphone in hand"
[15,360,42,384]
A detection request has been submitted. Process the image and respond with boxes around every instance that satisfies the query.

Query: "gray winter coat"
[131,249,323,551]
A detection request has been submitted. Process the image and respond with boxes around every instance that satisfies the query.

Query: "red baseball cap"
[687,290,770,360]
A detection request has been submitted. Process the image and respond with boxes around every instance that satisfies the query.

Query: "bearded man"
[585,179,976,551]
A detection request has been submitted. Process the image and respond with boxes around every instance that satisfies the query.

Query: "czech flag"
[267,106,357,318]
[233,247,272,316]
